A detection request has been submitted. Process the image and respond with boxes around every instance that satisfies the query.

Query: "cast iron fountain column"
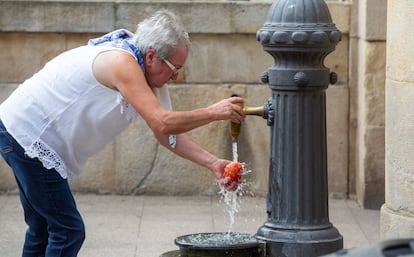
[255,0,343,256]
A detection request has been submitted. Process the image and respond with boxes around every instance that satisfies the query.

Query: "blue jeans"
[0,120,85,257]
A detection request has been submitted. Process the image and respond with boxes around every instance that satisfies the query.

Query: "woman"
[0,10,245,257]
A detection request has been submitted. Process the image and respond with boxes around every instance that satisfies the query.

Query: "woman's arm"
[153,132,238,190]
[93,50,245,135]
[93,50,240,190]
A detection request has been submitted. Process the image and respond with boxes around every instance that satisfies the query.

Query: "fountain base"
[257,224,343,257]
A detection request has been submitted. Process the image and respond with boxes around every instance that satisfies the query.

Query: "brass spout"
[230,102,243,142]
[230,105,266,142]
[243,106,265,116]
[230,121,241,142]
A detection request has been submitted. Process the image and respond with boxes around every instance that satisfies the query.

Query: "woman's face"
[144,42,188,88]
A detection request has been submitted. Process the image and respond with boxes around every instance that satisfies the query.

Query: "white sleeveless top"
[0,45,172,180]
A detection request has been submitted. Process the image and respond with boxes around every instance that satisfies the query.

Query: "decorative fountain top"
[258,0,341,45]
[256,0,341,88]
[265,0,334,24]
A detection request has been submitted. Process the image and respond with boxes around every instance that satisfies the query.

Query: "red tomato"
[223,162,243,183]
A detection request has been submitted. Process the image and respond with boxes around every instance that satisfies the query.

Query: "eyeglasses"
[162,58,181,75]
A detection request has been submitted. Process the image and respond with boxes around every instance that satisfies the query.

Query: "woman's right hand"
[207,96,245,124]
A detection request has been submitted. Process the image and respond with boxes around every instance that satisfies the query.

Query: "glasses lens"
[163,59,179,74]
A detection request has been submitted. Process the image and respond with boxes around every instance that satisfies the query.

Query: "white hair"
[133,10,191,59]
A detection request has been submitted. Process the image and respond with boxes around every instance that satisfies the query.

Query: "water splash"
[219,186,239,232]
[218,141,253,232]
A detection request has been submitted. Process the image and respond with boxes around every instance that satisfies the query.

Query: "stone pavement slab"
[0,194,380,257]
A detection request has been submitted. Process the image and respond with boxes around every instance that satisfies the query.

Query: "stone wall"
[350,0,387,209]
[0,1,351,197]
[380,0,414,240]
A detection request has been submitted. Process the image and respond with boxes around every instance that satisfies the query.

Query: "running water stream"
[219,141,245,232]
[232,141,239,162]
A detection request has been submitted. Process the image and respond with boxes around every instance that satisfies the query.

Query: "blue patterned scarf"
[88,29,145,72]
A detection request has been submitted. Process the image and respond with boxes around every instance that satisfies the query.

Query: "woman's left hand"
[211,158,239,191]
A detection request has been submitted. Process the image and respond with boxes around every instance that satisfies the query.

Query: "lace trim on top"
[25,140,67,179]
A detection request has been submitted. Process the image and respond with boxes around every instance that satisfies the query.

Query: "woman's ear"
[145,49,157,66]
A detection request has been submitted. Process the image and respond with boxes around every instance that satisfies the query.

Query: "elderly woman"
[0,10,244,257]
